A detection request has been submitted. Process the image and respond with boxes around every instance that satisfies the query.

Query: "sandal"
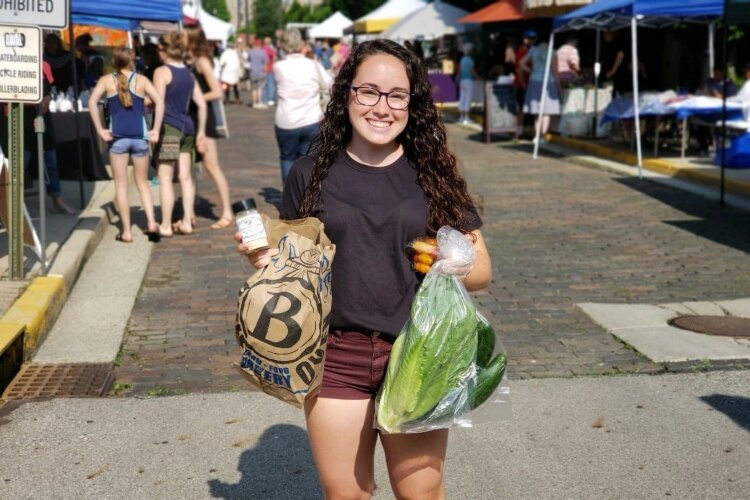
[115,233,133,243]
[172,222,194,235]
[210,216,233,230]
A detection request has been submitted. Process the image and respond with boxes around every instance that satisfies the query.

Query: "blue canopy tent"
[532,0,724,176]
[64,0,183,205]
[71,0,183,27]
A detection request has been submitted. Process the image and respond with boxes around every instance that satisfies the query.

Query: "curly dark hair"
[299,39,477,234]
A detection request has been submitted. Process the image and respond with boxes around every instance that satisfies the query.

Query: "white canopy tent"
[381,0,470,42]
[308,11,353,40]
[182,3,235,46]
[353,0,427,34]
[532,0,724,178]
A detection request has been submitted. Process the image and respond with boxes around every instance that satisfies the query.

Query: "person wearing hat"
[519,31,560,142]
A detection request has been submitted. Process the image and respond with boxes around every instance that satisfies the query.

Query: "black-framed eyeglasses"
[350,86,411,110]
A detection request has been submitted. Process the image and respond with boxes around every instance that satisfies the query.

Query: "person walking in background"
[184,26,234,230]
[603,30,630,96]
[43,33,85,93]
[458,42,479,124]
[271,28,332,185]
[704,66,737,98]
[556,36,580,87]
[263,36,277,106]
[152,32,207,237]
[520,32,560,142]
[238,38,253,96]
[514,30,533,136]
[248,39,268,108]
[88,47,165,243]
[219,41,242,104]
[236,39,491,500]
[75,33,104,89]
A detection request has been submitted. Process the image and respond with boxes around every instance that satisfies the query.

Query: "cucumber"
[476,317,496,368]
[469,353,507,410]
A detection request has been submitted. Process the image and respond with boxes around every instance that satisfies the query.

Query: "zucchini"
[469,353,507,410]
[476,317,496,368]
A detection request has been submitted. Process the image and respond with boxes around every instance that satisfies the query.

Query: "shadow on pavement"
[259,187,283,212]
[207,423,321,499]
[616,177,750,253]
[699,394,750,432]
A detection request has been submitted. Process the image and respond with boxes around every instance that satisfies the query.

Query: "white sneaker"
[267,100,275,106]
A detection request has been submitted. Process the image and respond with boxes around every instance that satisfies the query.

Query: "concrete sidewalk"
[0,178,111,381]
[0,370,747,499]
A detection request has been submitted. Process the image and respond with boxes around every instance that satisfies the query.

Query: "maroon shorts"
[318,329,395,400]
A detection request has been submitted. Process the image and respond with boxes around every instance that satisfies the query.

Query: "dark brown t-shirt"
[280,151,482,338]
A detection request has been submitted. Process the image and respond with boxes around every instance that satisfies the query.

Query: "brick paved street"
[111,99,750,396]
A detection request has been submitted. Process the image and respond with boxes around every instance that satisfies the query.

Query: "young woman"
[88,47,165,242]
[183,26,234,230]
[520,33,560,142]
[152,31,207,237]
[237,39,491,499]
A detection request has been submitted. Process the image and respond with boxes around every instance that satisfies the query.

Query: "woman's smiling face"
[347,53,410,151]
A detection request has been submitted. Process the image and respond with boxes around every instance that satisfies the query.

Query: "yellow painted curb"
[549,135,750,197]
[0,322,24,358]
[0,275,67,356]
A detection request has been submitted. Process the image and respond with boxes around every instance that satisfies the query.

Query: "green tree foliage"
[328,0,386,20]
[285,1,332,23]
[253,0,284,37]
[202,0,231,23]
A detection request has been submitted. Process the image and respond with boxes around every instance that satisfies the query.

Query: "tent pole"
[593,29,601,137]
[708,21,715,80]
[533,32,555,159]
[631,17,642,178]
[719,14,728,206]
[68,19,86,208]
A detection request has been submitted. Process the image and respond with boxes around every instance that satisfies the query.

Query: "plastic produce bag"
[375,226,510,434]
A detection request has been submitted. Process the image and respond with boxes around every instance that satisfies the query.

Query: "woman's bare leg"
[201,138,233,226]
[132,155,158,233]
[158,161,175,236]
[381,429,449,500]
[175,151,195,233]
[305,397,378,500]
[110,153,132,241]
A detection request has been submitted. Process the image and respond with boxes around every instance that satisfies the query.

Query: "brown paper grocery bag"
[235,217,336,408]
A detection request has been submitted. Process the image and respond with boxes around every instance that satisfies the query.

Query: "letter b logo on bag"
[235,218,336,408]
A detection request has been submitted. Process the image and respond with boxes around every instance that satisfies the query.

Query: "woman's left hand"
[196,133,207,154]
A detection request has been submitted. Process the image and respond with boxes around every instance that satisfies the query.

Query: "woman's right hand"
[98,128,113,142]
[235,231,279,269]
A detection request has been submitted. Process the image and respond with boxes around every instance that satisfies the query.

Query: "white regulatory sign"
[0,24,42,104]
[0,0,68,29]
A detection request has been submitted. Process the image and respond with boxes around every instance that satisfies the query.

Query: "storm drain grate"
[1,363,113,401]
[669,316,750,338]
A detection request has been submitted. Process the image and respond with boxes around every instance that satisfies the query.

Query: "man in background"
[248,38,268,108]
[262,37,277,106]
[75,33,104,89]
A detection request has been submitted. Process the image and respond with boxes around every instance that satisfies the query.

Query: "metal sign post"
[7,102,23,278]
[0,24,43,279]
